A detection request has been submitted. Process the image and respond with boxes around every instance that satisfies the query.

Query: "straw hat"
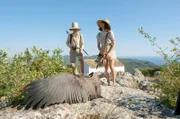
[97,19,111,30]
[69,22,81,31]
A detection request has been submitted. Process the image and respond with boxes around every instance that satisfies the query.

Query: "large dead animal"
[23,72,101,109]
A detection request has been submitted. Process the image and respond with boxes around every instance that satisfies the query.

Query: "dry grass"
[76,114,102,119]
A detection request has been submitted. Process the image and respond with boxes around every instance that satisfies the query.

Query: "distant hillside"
[63,55,160,74]
[120,56,165,65]
[119,58,160,74]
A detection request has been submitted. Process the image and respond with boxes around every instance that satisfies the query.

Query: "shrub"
[139,28,180,108]
[0,46,72,106]
[140,67,164,77]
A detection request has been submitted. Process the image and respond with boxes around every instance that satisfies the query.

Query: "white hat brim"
[69,28,81,31]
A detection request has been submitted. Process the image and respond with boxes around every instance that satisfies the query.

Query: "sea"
[119,56,165,65]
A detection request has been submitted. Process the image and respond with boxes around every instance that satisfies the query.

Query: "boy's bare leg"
[79,59,84,75]
[67,63,79,76]
[79,52,84,75]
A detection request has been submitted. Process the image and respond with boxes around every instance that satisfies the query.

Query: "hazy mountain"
[118,58,159,74]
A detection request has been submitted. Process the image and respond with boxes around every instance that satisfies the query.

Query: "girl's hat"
[97,19,111,30]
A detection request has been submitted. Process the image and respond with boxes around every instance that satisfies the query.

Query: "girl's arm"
[108,39,115,54]
[107,32,115,54]
[96,33,101,52]
[97,39,101,52]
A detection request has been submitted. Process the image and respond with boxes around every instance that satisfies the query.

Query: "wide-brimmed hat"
[69,22,81,31]
[97,19,111,30]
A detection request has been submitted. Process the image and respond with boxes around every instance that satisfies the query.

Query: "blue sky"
[0,0,180,57]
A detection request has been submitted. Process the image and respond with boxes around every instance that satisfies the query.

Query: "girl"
[96,19,116,85]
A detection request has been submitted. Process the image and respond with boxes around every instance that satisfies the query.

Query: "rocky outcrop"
[0,85,179,119]
[138,80,153,91]
[116,69,156,93]
[116,69,145,89]
[0,70,179,119]
[154,71,161,77]
[134,68,145,81]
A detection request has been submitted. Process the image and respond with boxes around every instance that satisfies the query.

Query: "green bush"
[0,46,72,106]
[140,67,164,77]
[119,58,159,75]
[139,28,180,108]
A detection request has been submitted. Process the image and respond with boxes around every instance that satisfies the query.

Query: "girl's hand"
[100,50,104,55]
[106,53,111,59]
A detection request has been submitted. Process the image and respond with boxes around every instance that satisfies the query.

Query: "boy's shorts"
[69,49,83,63]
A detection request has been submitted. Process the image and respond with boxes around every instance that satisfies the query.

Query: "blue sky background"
[0,0,180,57]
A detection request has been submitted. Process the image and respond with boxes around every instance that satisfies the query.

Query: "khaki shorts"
[69,49,83,63]
[103,45,117,60]
[107,50,116,60]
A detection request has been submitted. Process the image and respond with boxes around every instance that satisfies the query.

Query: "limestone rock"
[134,68,144,81]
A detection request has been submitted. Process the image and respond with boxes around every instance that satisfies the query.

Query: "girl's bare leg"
[104,60,110,85]
[109,59,116,85]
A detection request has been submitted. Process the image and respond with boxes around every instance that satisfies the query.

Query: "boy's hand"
[70,46,76,50]
[80,49,83,54]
